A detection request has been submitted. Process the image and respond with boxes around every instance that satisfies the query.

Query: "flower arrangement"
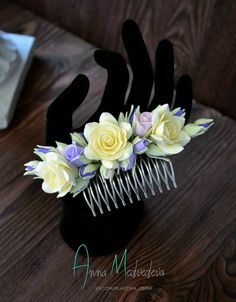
[24,104,213,198]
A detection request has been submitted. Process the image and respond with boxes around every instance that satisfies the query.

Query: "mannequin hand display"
[46,20,192,146]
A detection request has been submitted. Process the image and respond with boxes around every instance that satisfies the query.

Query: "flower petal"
[99,112,118,125]
[84,145,100,160]
[84,122,98,141]
[146,144,167,157]
[158,143,184,155]
[119,122,132,139]
[71,178,90,197]
[119,142,133,161]
[101,160,119,169]
[179,130,191,146]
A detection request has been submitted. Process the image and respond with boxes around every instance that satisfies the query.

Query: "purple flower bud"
[25,165,33,171]
[79,132,87,141]
[129,109,135,124]
[174,109,185,117]
[64,143,84,162]
[198,123,209,128]
[134,139,149,154]
[79,166,96,178]
[36,147,50,154]
[120,152,136,172]
[135,112,152,137]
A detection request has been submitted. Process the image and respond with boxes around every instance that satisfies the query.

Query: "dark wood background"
[13,0,236,119]
[0,1,236,301]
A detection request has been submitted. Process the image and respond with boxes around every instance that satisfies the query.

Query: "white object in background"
[0,31,35,129]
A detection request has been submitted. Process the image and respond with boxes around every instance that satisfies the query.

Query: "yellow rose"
[84,113,133,169]
[150,104,190,155]
[35,152,77,197]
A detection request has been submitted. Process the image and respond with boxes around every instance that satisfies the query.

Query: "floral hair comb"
[25,105,213,216]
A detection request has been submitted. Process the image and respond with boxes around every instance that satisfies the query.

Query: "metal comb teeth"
[83,156,177,216]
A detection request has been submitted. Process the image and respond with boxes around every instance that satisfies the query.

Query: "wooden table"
[0,2,236,301]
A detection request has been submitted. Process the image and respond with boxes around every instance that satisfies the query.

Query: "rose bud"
[64,142,84,163]
[134,138,149,154]
[24,160,39,175]
[100,165,115,180]
[134,112,152,137]
[184,119,214,138]
[70,132,87,147]
[34,146,53,154]
[79,163,100,179]
[120,152,136,172]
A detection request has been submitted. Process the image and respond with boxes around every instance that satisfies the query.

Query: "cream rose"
[150,104,190,155]
[84,113,133,169]
[35,152,77,198]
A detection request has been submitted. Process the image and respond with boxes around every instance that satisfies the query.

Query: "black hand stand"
[45,20,192,255]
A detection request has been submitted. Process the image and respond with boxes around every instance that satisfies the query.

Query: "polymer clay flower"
[183,118,214,137]
[64,143,84,162]
[24,160,39,175]
[24,104,214,199]
[63,142,92,167]
[133,138,149,154]
[134,110,152,137]
[99,165,115,179]
[84,113,133,169]
[149,104,190,155]
[120,152,136,172]
[34,152,77,198]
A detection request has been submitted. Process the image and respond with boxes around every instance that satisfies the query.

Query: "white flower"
[84,112,133,169]
[150,104,190,155]
[35,152,77,198]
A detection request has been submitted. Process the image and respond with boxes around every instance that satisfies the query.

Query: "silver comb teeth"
[83,156,177,216]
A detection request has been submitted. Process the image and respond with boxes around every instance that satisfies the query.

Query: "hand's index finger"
[46,74,89,145]
[88,49,129,121]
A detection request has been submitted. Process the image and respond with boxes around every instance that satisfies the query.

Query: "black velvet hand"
[46,20,192,146]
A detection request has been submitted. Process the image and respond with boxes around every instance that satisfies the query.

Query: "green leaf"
[71,178,90,197]
[146,144,167,158]
[70,132,87,147]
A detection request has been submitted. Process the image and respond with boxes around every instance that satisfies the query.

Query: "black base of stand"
[59,194,144,256]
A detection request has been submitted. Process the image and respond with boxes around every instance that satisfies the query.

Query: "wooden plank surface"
[0,2,236,301]
[12,0,236,120]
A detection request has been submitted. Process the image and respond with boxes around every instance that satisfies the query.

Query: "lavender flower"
[134,139,149,154]
[134,112,152,137]
[79,163,100,179]
[174,109,185,117]
[35,147,51,154]
[64,143,84,163]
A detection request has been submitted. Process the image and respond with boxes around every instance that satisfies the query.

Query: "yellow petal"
[158,143,184,155]
[84,122,98,141]
[119,122,132,139]
[84,146,100,160]
[99,112,118,125]
[119,142,133,161]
